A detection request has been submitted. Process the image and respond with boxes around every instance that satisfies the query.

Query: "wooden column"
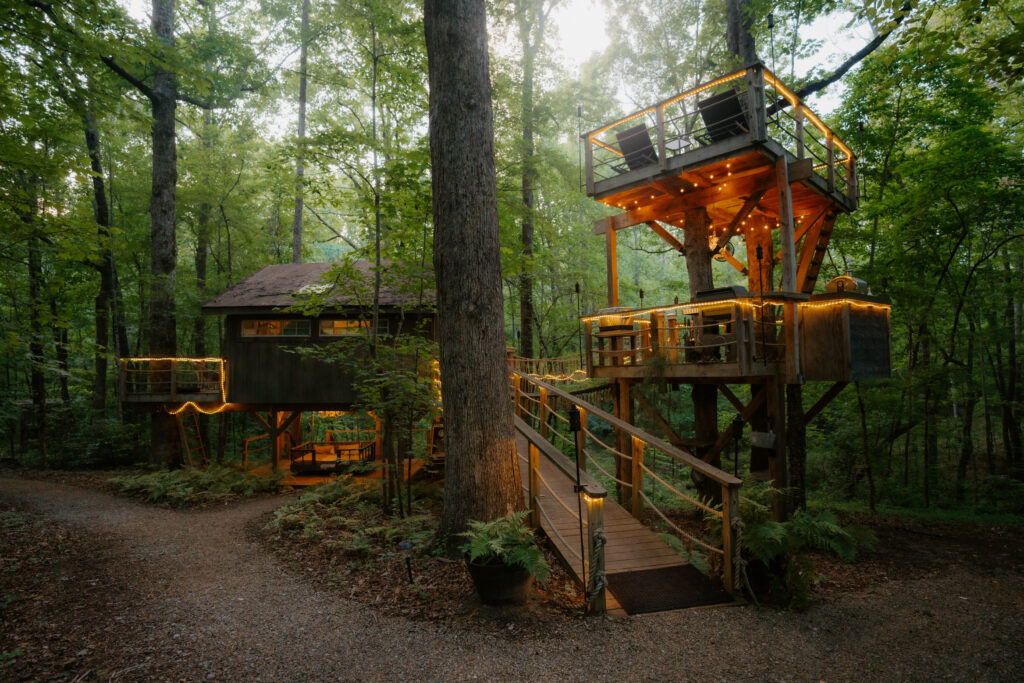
[576,407,588,472]
[692,383,720,502]
[605,228,618,307]
[269,410,280,472]
[613,379,633,503]
[775,156,797,292]
[767,377,789,521]
[528,443,540,528]
[630,435,644,515]
[585,492,606,616]
[289,411,303,450]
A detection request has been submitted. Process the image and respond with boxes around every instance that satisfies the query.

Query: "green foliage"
[268,477,438,562]
[110,466,281,507]
[458,510,550,583]
[708,481,877,609]
[657,532,710,576]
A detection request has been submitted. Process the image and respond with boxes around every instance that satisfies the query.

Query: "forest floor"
[1,473,1023,682]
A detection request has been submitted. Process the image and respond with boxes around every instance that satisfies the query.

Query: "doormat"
[605,565,733,614]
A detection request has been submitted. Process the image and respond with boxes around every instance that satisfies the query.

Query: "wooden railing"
[511,369,743,597]
[583,299,787,377]
[509,353,587,382]
[119,357,226,402]
[584,64,855,204]
[515,416,608,615]
[242,433,269,470]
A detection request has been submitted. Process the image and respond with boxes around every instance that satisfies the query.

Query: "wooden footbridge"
[510,366,742,616]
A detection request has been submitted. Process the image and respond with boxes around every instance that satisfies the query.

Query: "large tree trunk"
[516,1,540,359]
[725,0,758,65]
[682,208,714,297]
[291,0,310,265]
[149,0,181,468]
[24,180,47,463]
[425,0,523,553]
[82,102,115,413]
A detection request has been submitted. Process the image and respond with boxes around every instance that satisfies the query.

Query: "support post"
[576,407,588,472]
[826,133,835,192]
[767,377,789,521]
[270,410,280,472]
[605,228,618,307]
[585,492,606,616]
[538,387,549,439]
[630,436,644,516]
[613,379,633,503]
[721,483,739,596]
[795,106,804,159]
[528,442,540,529]
[775,156,797,292]
[585,135,594,195]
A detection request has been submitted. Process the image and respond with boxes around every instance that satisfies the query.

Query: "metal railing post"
[826,133,835,192]
[795,106,805,159]
[656,106,667,170]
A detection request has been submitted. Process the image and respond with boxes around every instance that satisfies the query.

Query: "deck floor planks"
[515,432,685,614]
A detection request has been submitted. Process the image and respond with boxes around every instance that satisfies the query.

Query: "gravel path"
[1,477,1022,681]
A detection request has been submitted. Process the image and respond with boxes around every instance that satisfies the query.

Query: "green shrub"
[459,510,550,582]
[707,480,877,609]
[110,466,281,507]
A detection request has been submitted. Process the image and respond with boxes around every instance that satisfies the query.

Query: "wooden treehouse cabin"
[119,262,437,478]
[581,63,890,506]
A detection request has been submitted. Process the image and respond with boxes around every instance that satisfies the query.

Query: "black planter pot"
[465,558,532,606]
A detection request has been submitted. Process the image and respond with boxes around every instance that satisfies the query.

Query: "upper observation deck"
[583,64,857,221]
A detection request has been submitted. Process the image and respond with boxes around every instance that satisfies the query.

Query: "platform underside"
[594,139,853,227]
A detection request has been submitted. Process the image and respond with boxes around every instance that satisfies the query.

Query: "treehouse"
[119,261,437,476]
[579,63,890,503]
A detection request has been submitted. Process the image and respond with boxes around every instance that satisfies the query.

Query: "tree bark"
[682,208,714,297]
[291,0,310,264]
[425,0,523,553]
[149,0,181,468]
[725,0,758,65]
[24,179,47,463]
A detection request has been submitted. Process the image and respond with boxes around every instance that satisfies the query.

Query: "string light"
[169,401,232,415]
[124,357,229,404]
[581,297,890,323]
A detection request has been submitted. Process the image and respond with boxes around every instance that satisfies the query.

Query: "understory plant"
[267,477,439,562]
[707,480,877,609]
[459,510,550,582]
[110,466,281,507]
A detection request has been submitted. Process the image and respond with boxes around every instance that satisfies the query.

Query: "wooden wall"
[221,311,434,406]
[799,299,890,382]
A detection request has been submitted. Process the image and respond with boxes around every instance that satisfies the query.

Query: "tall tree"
[292,0,311,264]
[425,0,523,551]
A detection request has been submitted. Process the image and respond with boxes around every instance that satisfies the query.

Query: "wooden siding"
[222,312,434,406]
[799,301,890,382]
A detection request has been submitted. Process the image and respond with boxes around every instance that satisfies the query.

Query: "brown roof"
[202,262,433,314]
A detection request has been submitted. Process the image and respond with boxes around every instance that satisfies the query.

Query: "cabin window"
[240,319,311,337]
[319,319,386,337]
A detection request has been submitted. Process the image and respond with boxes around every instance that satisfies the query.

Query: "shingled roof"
[202,262,432,314]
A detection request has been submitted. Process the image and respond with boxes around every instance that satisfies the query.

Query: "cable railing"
[511,369,742,597]
[119,357,226,402]
[584,64,856,205]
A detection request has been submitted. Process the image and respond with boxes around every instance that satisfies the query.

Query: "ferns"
[459,511,550,582]
[110,466,281,507]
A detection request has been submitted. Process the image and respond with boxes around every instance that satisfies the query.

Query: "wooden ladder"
[176,411,208,468]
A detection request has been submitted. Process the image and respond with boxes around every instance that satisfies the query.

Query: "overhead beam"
[716,190,766,250]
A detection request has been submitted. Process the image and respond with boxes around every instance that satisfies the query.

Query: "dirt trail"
[1,477,1022,682]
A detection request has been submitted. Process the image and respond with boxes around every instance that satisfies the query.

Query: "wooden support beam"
[774,203,829,264]
[716,190,766,250]
[635,392,686,450]
[776,157,798,292]
[606,228,618,307]
[719,385,746,413]
[644,221,684,253]
[701,383,768,464]
[804,381,848,424]
[795,217,826,293]
[798,213,837,293]
[720,248,749,275]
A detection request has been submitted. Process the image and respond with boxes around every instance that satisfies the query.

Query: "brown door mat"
[605,565,733,614]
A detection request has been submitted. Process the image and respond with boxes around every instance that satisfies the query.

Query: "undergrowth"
[266,477,439,564]
[110,466,281,507]
[704,481,878,609]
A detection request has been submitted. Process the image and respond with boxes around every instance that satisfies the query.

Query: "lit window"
[319,319,384,337]
[241,319,311,337]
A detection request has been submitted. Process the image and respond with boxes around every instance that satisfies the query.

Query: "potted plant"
[459,510,550,605]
